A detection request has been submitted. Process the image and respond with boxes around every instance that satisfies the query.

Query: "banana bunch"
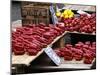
[56,9,74,19]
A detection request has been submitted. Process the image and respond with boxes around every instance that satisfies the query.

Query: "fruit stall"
[11,1,96,74]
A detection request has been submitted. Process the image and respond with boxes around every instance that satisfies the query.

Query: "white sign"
[50,5,58,24]
[44,46,61,66]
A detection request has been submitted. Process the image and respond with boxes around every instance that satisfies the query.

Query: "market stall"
[11,1,96,74]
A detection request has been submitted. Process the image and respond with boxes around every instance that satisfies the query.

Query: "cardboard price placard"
[44,46,61,66]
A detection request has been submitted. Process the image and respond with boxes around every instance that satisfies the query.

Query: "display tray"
[32,59,95,69]
[12,31,68,65]
[27,53,95,73]
[12,50,44,65]
[57,10,96,36]
[67,31,96,36]
[32,32,96,70]
[50,58,95,69]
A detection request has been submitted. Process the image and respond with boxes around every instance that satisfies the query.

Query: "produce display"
[12,23,65,56]
[63,13,96,34]
[56,10,96,34]
[11,2,96,72]
[55,41,96,64]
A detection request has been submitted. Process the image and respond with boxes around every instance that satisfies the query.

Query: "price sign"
[44,46,61,66]
[50,5,58,24]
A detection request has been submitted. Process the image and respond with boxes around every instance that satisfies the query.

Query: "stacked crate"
[21,2,51,26]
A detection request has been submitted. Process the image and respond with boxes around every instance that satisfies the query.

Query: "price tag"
[44,46,61,66]
[50,5,58,24]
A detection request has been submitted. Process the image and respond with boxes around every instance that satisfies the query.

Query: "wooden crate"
[21,2,51,26]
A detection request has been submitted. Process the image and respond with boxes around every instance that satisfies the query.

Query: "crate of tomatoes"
[56,9,96,35]
[53,33,96,66]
